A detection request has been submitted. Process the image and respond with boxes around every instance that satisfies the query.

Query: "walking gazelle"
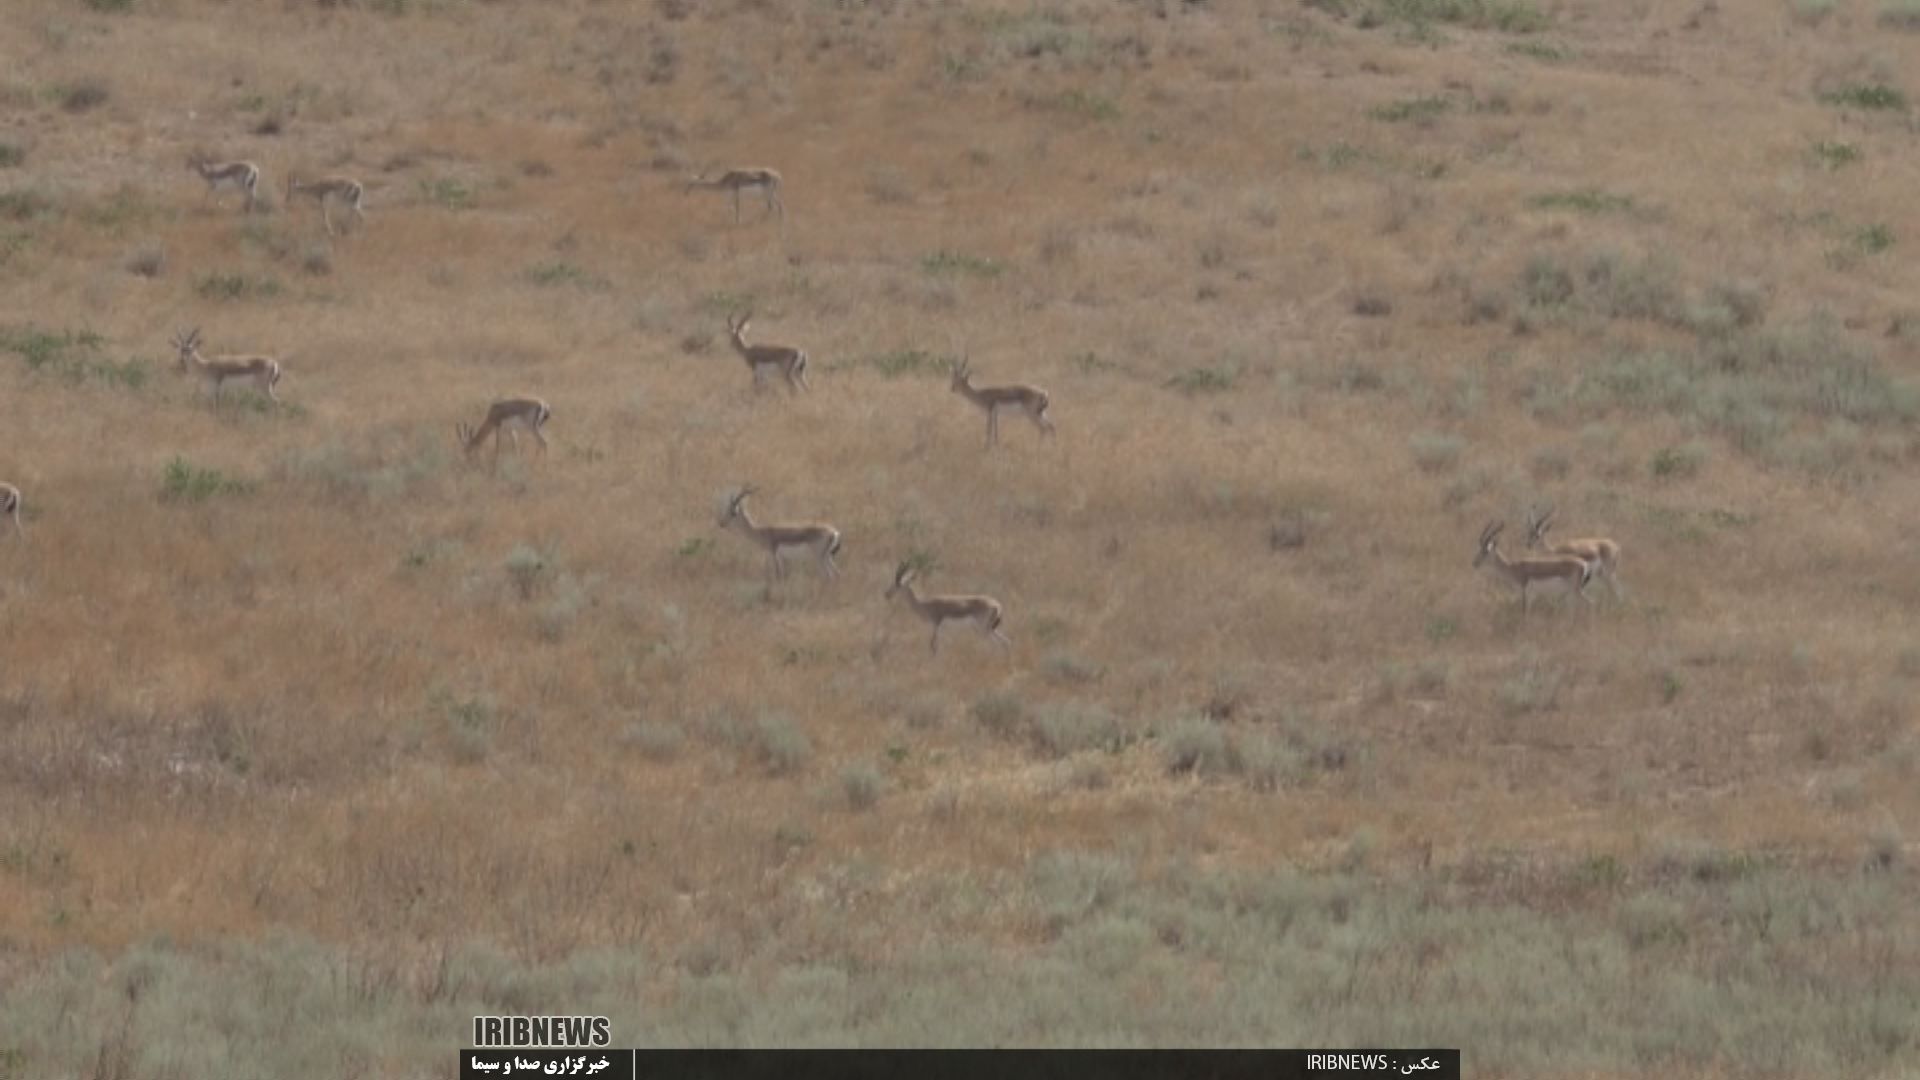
[950,357,1055,448]
[456,398,552,468]
[684,168,784,223]
[886,559,1010,655]
[1527,506,1624,599]
[285,174,366,235]
[1474,521,1596,616]
[172,328,283,405]
[718,486,842,582]
[725,312,810,394]
[0,483,23,543]
[187,156,261,213]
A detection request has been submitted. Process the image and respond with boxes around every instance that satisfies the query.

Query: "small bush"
[125,247,164,278]
[1529,189,1634,214]
[1028,704,1129,758]
[1878,0,1920,29]
[504,545,549,600]
[751,712,811,775]
[1820,83,1907,111]
[86,0,136,11]
[1164,366,1237,395]
[866,167,913,204]
[1811,140,1860,169]
[1499,653,1563,714]
[59,79,110,113]
[921,250,1004,278]
[1650,442,1708,480]
[1162,716,1233,777]
[840,762,883,810]
[1369,96,1450,124]
[0,143,23,168]
[1408,432,1465,472]
[195,272,282,301]
[160,457,253,502]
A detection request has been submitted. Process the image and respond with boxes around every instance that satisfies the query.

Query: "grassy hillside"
[1,0,1917,1075]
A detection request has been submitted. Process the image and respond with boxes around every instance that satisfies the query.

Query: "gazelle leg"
[732,189,742,224]
[929,623,942,655]
[532,426,549,456]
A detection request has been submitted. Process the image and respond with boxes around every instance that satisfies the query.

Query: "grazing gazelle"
[285,174,366,235]
[685,168,784,223]
[725,312,809,393]
[718,486,843,581]
[187,156,261,213]
[456,397,552,467]
[886,560,1011,655]
[0,483,23,543]
[172,327,283,405]
[1474,521,1596,615]
[1527,506,1624,598]
[950,357,1055,448]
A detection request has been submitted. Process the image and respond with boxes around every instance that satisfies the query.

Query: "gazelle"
[1527,506,1624,598]
[950,357,1055,447]
[456,397,552,467]
[1474,521,1596,615]
[0,483,23,543]
[172,328,283,405]
[725,312,809,393]
[285,174,366,235]
[886,560,1010,655]
[188,156,261,213]
[685,168,784,223]
[718,486,842,581]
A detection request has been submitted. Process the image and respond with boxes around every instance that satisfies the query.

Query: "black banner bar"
[461,1048,1461,1080]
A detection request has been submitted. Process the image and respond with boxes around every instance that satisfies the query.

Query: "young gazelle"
[172,328,283,405]
[725,312,809,393]
[1526,506,1624,598]
[188,156,261,213]
[886,560,1010,655]
[684,168,784,223]
[718,486,843,581]
[1474,521,1596,615]
[0,483,23,543]
[456,397,552,468]
[950,357,1055,447]
[285,174,366,235]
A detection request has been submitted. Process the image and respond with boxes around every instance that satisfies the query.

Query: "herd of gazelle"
[5,163,1628,651]
[187,156,367,236]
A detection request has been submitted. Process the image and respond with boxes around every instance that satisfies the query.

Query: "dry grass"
[1,0,1918,1074]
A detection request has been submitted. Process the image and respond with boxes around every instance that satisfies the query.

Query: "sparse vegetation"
[2,2,1915,1075]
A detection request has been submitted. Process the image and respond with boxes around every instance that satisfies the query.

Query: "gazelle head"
[725,312,753,344]
[719,485,756,527]
[454,420,478,453]
[949,356,973,393]
[1525,505,1557,550]
[1473,521,1505,568]
[683,173,706,194]
[171,327,203,367]
[886,560,917,599]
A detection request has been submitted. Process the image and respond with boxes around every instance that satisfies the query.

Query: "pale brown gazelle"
[187,156,261,213]
[886,560,1010,655]
[1474,521,1596,616]
[718,486,843,582]
[456,397,552,468]
[684,168,784,223]
[1527,505,1625,599]
[725,312,809,393]
[172,328,283,405]
[285,174,366,236]
[950,356,1055,448]
[0,483,23,544]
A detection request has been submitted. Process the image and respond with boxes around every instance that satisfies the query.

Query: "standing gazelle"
[285,174,366,236]
[718,486,842,582]
[1527,506,1624,598]
[1474,521,1596,615]
[188,156,261,213]
[172,328,283,405]
[684,168,784,223]
[725,312,809,393]
[950,357,1055,447]
[0,483,23,543]
[456,397,552,468]
[886,560,1010,655]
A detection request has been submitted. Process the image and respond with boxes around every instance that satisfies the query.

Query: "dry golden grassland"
[2,0,1919,1075]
